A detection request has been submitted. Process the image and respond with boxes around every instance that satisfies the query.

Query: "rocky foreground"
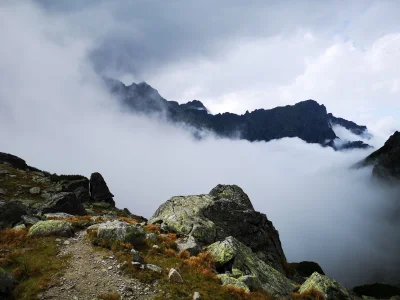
[1,150,400,300]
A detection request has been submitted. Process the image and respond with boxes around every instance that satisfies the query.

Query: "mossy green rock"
[97,220,145,246]
[218,274,250,293]
[28,220,74,237]
[207,236,294,297]
[299,272,352,300]
[150,185,287,273]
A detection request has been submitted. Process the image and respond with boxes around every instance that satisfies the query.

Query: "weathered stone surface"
[150,184,287,273]
[29,187,41,194]
[218,274,250,293]
[290,261,325,284]
[146,264,163,273]
[62,178,89,192]
[97,220,145,246]
[0,188,6,196]
[131,249,144,264]
[299,272,351,300]
[176,236,201,256]
[168,268,183,283]
[0,200,30,229]
[238,275,262,291]
[0,268,15,298]
[0,168,10,175]
[28,220,74,237]
[146,233,158,242]
[89,172,115,205]
[74,186,91,203]
[207,236,294,297]
[13,224,26,230]
[193,292,201,300]
[44,212,74,219]
[21,215,40,225]
[40,192,86,216]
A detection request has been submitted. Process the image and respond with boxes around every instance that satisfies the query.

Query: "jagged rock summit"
[104,78,372,150]
[150,184,287,274]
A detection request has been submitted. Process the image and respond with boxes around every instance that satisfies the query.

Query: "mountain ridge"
[103,78,372,150]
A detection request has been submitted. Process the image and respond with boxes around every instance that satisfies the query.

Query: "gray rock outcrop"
[149,184,287,273]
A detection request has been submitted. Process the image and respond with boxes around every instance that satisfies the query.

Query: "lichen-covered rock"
[131,249,144,264]
[21,215,40,225]
[193,292,201,300]
[0,268,15,298]
[218,274,250,293]
[146,264,163,273]
[28,220,74,237]
[13,224,26,230]
[89,172,115,205]
[176,236,202,256]
[168,268,183,283]
[207,236,294,297]
[44,212,74,219]
[238,275,262,291]
[97,220,145,246]
[146,233,158,242]
[40,192,86,216]
[149,184,287,273]
[299,272,352,300]
[29,187,41,194]
[0,200,30,229]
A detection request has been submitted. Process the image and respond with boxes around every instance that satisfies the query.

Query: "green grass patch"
[0,228,70,299]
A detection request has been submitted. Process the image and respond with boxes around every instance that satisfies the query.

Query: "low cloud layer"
[1,2,400,288]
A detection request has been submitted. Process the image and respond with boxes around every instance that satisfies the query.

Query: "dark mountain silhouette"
[103,78,372,150]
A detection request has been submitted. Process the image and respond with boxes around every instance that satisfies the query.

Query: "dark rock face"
[328,113,370,137]
[0,152,29,170]
[0,200,30,229]
[292,261,325,277]
[104,78,372,149]
[62,178,89,192]
[149,184,288,274]
[40,192,87,216]
[361,131,400,180]
[74,186,91,203]
[89,172,115,205]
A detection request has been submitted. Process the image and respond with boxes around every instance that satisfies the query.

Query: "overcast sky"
[33,0,400,138]
[1,1,400,287]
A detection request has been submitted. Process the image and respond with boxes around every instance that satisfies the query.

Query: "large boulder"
[299,272,352,300]
[207,236,294,297]
[28,220,74,237]
[62,178,89,192]
[0,268,15,299]
[97,220,145,246]
[40,192,86,216]
[89,172,115,205]
[0,200,30,229]
[149,184,287,273]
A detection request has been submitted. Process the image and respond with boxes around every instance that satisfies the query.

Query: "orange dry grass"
[223,286,274,300]
[291,289,325,300]
[117,217,137,225]
[183,252,215,279]
[144,224,160,233]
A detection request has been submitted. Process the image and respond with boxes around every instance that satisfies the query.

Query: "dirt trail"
[40,231,156,300]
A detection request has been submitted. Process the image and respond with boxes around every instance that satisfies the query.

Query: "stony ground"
[40,230,156,300]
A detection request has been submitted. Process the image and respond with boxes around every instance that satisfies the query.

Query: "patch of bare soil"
[41,231,156,300]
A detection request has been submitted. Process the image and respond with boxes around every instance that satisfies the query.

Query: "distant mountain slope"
[360,131,400,180]
[104,78,372,150]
